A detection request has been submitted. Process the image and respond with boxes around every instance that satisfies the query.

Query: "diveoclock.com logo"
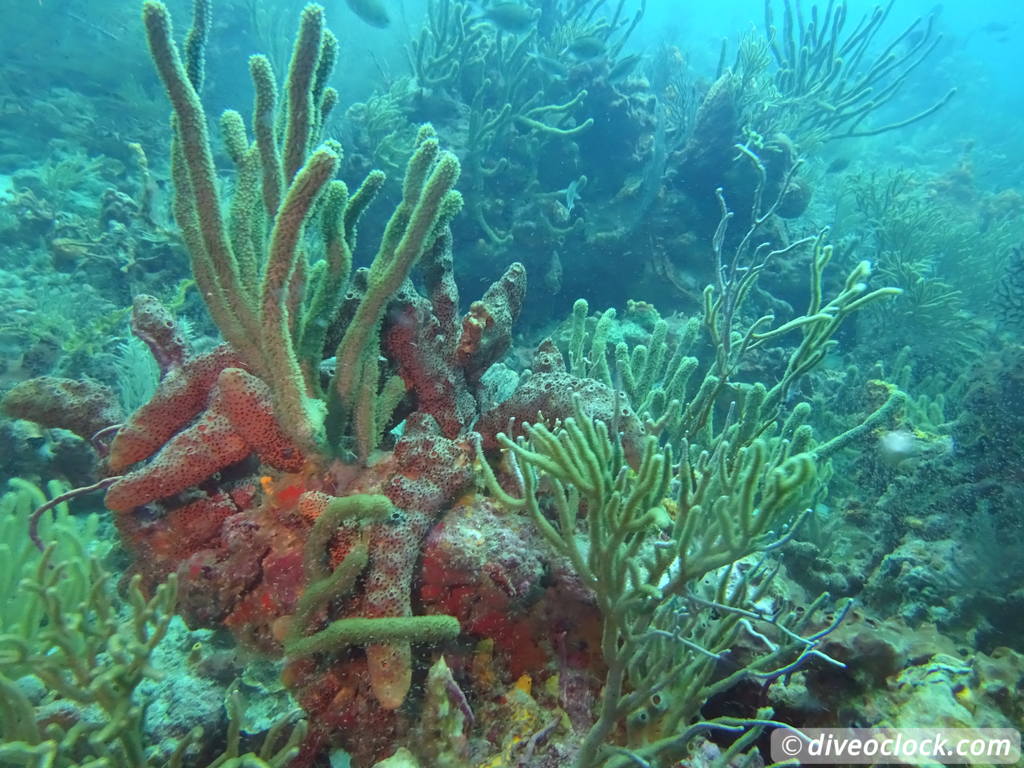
[770,727,1021,765]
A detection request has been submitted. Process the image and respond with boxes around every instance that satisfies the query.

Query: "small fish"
[825,157,850,174]
[528,51,568,77]
[564,176,584,214]
[608,53,641,81]
[904,27,926,48]
[345,0,389,28]
[564,35,606,60]
[483,3,537,33]
[981,20,1010,35]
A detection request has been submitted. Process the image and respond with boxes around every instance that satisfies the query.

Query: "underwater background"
[1,0,1023,765]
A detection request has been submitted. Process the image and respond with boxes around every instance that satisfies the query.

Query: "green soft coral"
[0,479,305,766]
[0,478,97,677]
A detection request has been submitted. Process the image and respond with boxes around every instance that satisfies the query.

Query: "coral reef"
[1,0,1021,766]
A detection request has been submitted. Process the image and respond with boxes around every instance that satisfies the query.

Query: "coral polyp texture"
[2,0,1021,766]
